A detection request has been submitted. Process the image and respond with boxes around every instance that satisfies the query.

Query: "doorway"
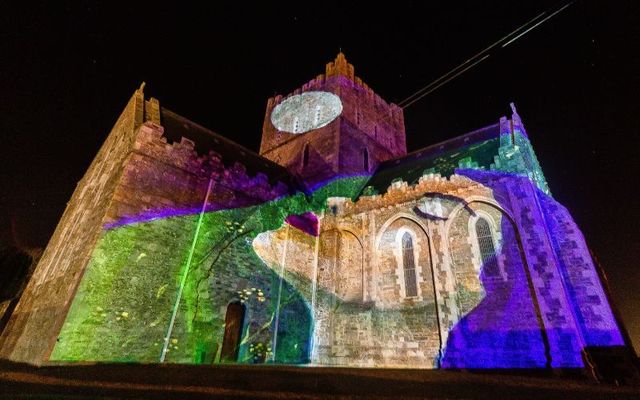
[220,301,246,362]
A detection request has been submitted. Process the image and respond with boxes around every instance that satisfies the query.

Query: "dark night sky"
[1,1,639,352]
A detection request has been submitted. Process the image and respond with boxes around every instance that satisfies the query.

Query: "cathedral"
[0,53,626,370]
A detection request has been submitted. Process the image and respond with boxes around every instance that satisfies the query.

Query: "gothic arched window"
[302,144,310,168]
[402,232,418,297]
[475,217,499,277]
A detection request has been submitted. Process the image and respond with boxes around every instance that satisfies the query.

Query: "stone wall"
[3,70,622,370]
[253,169,624,368]
[259,53,405,186]
[0,86,292,365]
[45,94,296,364]
[538,181,623,347]
[0,86,145,363]
[497,173,583,367]
[254,174,497,367]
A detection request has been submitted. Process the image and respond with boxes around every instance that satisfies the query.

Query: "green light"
[160,177,214,362]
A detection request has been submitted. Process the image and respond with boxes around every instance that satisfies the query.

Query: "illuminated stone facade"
[0,54,625,369]
[253,175,493,367]
[260,53,406,186]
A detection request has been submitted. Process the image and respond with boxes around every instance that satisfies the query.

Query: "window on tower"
[302,144,310,168]
[363,148,369,171]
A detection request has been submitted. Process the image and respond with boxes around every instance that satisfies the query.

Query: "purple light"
[285,212,319,237]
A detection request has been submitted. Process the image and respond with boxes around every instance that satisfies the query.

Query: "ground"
[1,360,639,399]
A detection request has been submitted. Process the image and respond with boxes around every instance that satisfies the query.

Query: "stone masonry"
[0,54,627,370]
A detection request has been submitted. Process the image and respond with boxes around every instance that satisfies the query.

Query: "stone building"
[0,54,627,370]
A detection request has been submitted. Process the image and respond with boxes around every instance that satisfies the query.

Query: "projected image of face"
[270,91,342,134]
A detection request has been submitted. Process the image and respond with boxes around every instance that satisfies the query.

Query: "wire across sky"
[399,1,575,109]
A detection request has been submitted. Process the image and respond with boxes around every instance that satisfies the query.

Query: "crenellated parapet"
[266,52,403,127]
[340,173,493,216]
[133,121,289,198]
[134,122,205,174]
[220,162,289,201]
[106,101,291,228]
[260,53,406,185]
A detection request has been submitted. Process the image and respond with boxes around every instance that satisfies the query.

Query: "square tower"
[259,53,407,187]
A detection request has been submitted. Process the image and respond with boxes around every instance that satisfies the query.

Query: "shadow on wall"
[441,169,624,369]
[440,200,549,368]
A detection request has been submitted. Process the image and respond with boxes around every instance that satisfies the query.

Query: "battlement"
[266,52,403,122]
[133,88,296,191]
[260,53,406,179]
[343,173,490,216]
[101,88,294,229]
[267,77,403,122]
[131,121,289,206]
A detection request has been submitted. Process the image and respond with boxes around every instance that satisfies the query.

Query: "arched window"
[402,232,418,297]
[475,218,499,277]
[302,144,310,168]
[220,301,246,362]
[363,148,369,171]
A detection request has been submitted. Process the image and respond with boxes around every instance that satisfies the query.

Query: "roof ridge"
[380,122,501,168]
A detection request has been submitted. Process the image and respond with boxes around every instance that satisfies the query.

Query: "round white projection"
[270,91,342,134]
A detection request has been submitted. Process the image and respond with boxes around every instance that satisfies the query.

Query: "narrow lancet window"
[475,218,499,276]
[302,143,310,168]
[402,232,418,297]
[363,148,369,171]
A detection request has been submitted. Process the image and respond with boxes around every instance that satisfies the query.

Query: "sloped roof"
[360,123,502,196]
[160,107,299,189]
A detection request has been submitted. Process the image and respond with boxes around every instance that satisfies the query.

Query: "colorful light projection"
[49,177,367,364]
[49,132,623,369]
